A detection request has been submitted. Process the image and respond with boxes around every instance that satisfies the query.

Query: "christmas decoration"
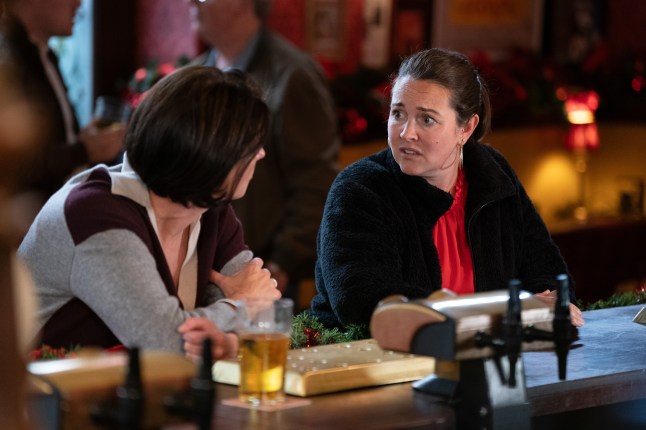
[584,290,646,311]
[290,312,370,349]
[29,344,79,361]
[120,56,190,108]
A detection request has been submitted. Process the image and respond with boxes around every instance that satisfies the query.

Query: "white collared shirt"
[110,155,200,310]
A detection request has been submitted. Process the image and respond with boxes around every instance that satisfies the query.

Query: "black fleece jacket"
[309,143,575,328]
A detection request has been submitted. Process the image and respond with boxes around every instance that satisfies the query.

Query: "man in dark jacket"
[188,0,340,305]
[0,0,124,206]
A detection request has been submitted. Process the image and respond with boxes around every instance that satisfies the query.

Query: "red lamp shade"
[565,90,600,151]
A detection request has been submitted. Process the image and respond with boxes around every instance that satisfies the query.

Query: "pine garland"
[583,290,646,311]
[289,291,645,349]
[28,292,646,358]
[29,344,80,361]
[290,311,370,349]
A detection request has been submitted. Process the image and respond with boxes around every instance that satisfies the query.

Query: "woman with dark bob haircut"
[309,48,584,329]
[18,66,281,360]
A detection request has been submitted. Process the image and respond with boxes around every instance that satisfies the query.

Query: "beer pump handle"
[553,274,572,380]
[191,337,215,430]
[116,347,143,430]
[504,279,523,387]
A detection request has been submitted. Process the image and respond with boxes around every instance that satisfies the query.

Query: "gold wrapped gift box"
[213,339,436,397]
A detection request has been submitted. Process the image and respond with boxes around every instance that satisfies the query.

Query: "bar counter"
[167,305,646,429]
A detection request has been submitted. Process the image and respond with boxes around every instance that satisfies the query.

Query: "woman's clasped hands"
[211,257,281,301]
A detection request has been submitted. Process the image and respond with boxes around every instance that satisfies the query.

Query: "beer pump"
[28,338,215,429]
[370,275,575,430]
[164,337,216,430]
[90,347,144,429]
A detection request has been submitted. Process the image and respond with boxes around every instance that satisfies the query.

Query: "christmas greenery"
[29,344,80,361]
[289,290,646,349]
[583,290,646,311]
[28,292,646,358]
[290,311,370,349]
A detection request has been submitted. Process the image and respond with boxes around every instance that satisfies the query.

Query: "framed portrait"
[432,0,544,58]
[544,0,605,65]
[306,0,346,61]
[361,0,393,69]
[390,0,432,63]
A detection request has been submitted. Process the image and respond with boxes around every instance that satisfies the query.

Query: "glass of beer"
[236,298,293,406]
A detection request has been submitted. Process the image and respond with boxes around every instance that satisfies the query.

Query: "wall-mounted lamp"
[565,90,600,151]
[564,90,600,222]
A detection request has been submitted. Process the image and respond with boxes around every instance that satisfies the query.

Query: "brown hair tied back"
[393,48,491,143]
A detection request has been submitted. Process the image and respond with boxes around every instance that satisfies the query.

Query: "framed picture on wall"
[390,0,432,64]
[361,0,393,69]
[545,0,605,65]
[306,0,346,61]
[432,0,544,59]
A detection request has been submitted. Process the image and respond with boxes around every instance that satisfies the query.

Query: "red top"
[432,169,475,295]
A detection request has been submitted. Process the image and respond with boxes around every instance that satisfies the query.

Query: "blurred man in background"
[1,3,41,427]
[188,0,340,308]
[0,0,124,212]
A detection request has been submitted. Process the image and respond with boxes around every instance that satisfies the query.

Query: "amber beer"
[238,332,290,405]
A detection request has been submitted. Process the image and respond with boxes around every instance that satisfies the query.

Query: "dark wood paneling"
[551,217,646,305]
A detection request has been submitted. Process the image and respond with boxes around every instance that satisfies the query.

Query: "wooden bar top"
[187,383,454,430]
[167,305,646,430]
[525,304,646,416]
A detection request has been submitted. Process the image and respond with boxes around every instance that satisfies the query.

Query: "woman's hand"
[534,289,585,327]
[178,318,238,363]
[210,257,281,301]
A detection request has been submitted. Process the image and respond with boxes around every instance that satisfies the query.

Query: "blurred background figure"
[0,0,124,221]
[1,1,40,427]
[188,0,341,309]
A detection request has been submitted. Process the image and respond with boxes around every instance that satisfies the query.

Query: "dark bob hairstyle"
[124,66,270,208]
